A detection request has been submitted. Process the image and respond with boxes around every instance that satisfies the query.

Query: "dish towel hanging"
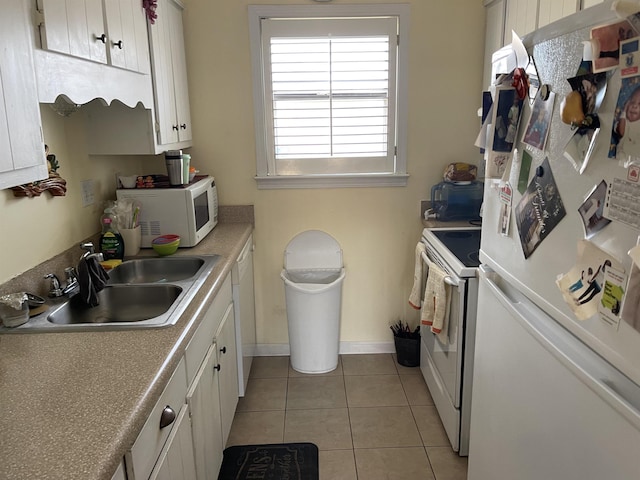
[409,242,427,309]
[421,257,451,343]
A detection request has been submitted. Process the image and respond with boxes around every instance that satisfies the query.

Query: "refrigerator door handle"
[480,270,640,430]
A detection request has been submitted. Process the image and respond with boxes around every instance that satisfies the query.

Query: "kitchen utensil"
[165,150,184,186]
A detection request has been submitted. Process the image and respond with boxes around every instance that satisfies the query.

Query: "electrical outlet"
[81,179,95,207]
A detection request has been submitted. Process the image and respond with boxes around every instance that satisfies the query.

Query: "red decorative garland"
[142,0,158,24]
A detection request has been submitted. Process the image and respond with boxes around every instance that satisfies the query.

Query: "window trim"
[248,4,410,189]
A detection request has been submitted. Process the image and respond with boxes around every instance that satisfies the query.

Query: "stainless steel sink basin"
[0,254,221,333]
[47,285,182,324]
[107,257,206,284]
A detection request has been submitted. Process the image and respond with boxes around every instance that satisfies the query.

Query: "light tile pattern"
[226,354,468,479]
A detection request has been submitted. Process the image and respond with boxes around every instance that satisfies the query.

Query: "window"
[249,5,409,188]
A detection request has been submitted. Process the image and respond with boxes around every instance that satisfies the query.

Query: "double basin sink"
[1,255,220,333]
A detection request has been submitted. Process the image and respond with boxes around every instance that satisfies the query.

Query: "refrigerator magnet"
[498,182,513,237]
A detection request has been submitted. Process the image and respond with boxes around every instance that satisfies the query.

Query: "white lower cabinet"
[186,342,224,480]
[216,304,239,445]
[184,274,239,480]
[148,406,197,480]
[111,460,127,480]
[126,357,194,480]
[119,273,241,480]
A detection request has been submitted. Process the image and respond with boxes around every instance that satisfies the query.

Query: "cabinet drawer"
[126,357,187,480]
[185,274,232,386]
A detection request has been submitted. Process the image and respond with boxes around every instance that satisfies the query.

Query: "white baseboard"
[254,341,395,357]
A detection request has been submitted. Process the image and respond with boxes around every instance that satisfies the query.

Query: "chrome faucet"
[44,273,63,297]
[80,242,103,261]
[44,243,102,298]
[45,267,80,298]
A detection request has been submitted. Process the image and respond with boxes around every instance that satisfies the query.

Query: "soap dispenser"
[99,207,124,260]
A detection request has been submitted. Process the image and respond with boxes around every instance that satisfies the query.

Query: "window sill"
[255,174,409,189]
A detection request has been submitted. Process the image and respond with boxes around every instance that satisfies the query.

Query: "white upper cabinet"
[537,0,580,28]
[83,0,193,154]
[38,0,150,74]
[149,0,193,146]
[504,0,539,38]
[483,0,506,88]
[581,0,605,9]
[38,0,107,64]
[483,0,589,79]
[0,0,47,189]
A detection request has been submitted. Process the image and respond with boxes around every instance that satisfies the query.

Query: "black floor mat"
[218,442,319,480]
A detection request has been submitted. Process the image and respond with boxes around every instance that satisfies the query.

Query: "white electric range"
[419,226,480,456]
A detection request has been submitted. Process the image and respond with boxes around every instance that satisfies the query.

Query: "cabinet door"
[38,0,108,64]
[104,0,126,68]
[538,0,579,28]
[483,0,506,88]
[581,0,604,9]
[0,0,47,189]
[216,303,239,445]
[104,0,150,73]
[149,0,193,146]
[168,0,192,143]
[187,342,224,480]
[504,0,538,38]
[148,405,197,480]
[149,0,179,145]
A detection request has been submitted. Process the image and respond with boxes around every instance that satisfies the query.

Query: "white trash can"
[281,230,345,374]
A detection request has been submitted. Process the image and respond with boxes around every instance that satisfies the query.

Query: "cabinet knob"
[96,34,107,44]
[172,125,179,131]
[220,346,227,354]
[113,40,124,49]
[159,405,176,429]
[180,124,187,129]
[214,364,221,372]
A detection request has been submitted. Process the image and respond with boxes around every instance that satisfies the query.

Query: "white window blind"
[250,6,409,188]
[270,35,390,158]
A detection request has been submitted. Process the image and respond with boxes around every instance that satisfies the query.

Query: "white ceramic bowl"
[119,175,138,189]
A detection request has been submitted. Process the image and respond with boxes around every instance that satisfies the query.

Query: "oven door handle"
[421,251,459,287]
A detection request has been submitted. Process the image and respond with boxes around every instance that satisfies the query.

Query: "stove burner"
[431,229,481,268]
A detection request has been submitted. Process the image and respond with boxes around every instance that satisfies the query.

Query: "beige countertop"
[0,221,253,480]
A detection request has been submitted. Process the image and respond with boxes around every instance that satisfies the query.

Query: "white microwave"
[116,177,218,248]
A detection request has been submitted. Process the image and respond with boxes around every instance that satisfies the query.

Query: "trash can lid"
[284,230,343,270]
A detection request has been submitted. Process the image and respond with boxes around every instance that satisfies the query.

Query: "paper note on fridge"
[556,240,625,321]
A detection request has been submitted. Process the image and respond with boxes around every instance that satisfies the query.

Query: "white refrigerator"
[469,4,640,479]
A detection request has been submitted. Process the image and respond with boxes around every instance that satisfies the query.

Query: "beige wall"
[0,107,150,285]
[0,0,486,349]
[183,0,486,346]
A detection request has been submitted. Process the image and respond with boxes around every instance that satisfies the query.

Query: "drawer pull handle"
[214,364,221,372]
[159,405,176,429]
[180,123,187,129]
[113,40,124,49]
[96,34,107,44]
[172,125,179,131]
[220,346,227,354]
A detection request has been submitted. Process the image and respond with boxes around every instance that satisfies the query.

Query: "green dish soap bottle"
[99,207,124,260]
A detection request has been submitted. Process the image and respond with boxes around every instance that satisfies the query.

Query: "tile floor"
[226,353,468,480]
